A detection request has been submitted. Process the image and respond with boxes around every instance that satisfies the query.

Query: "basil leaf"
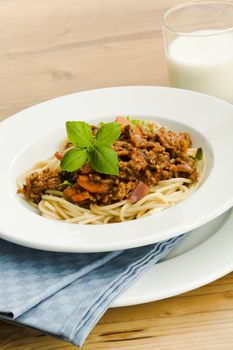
[60,148,87,172]
[89,145,119,175]
[95,122,121,146]
[66,121,93,148]
[98,122,105,128]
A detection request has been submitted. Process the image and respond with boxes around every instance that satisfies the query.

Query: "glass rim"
[161,0,233,37]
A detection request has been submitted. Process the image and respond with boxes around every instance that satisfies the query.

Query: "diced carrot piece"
[63,187,77,199]
[71,191,90,202]
[129,181,150,204]
[77,175,109,193]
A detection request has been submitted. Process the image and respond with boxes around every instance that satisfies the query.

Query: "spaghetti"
[37,177,195,224]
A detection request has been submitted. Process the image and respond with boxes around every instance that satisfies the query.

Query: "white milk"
[166,30,233,103]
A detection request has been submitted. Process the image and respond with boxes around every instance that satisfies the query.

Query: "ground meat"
[20,118,199,205]
[20,169,61,204]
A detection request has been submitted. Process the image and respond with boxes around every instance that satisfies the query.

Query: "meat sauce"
[19,118,199,205]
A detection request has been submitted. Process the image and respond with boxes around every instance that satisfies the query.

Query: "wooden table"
[0,0,233,348]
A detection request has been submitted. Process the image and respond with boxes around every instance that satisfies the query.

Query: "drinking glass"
[161,0,233,103]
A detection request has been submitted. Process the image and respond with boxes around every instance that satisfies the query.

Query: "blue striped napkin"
[0,235,184,346]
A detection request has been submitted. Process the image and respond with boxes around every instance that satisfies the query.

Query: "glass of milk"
[161,0,233,103]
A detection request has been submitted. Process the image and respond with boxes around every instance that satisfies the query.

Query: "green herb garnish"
[60,121,121,175]
[95,122,121,147]
[66,121,93,148]
[194,147,203,161]
[61,148,88,172]
[57,180,72,189]
[131,119,140,126]
[89,145,119,175]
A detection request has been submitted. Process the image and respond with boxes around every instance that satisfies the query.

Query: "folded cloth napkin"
[0,235,184,346]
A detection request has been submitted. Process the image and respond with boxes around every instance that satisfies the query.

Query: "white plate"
[113,208,233,307]
[0,86,233,252]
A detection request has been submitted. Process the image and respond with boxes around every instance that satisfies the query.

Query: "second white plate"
[113,208,233,307]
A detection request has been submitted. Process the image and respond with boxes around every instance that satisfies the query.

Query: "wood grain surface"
[0,0,233,349]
